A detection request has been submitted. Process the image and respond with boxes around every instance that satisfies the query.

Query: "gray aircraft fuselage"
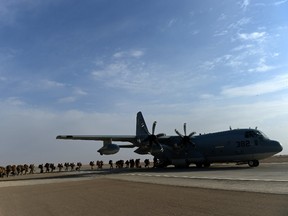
[153,128,282,167]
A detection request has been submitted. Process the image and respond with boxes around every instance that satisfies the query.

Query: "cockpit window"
[245,131,257,138]
[257,130,269,139]
[245,130,269,139]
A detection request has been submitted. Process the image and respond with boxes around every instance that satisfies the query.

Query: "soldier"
[129,159,135,168]
[144,159,150,168]
[44,163,50,172]
[11,165,17,176]
[5,165,12,177]
[76,162,82,171]
[125,160,130,168]
[49,163,56,172]
[64,162,70,171]
[23,164,29,175]
[153,157,158,168]
[70,162,75,171]
[29,164,35,174]
[57,163,63,172]
[89,161,95,169]
[96,160,103,169]
[109,160,113,169]
[135,159,141,168]
[0,166,6,178]
[116,160,124,168]
[16,165,24,175]
[38,164,44,173]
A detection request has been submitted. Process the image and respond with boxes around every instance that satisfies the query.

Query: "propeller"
[142,121,165,153]
[175,123,196,147]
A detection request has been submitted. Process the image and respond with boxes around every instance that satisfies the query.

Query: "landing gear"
[248,160,259,167]
[195,162,211,168]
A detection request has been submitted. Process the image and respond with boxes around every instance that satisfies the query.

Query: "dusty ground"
[261,154,288,163]
[0,155,287,216]
[0,178,287,216]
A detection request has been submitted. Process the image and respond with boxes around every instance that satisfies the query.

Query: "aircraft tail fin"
[136,111,150,137]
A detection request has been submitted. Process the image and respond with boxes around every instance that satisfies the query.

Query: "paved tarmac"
[0,163,287,216]
[107,163,288,194]
[1,163,288,194]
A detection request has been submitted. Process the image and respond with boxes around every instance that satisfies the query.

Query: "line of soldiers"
[1,158,154,178]
[0,164,35,178]
[38,162,82,173]
[106,159,151,169]
[89,160,104,169]
[0,162,83,178]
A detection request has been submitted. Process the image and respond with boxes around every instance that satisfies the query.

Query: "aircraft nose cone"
[274,141,283,153]
[279,142,283,152]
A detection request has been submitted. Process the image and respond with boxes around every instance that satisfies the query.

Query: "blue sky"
[0,0,287,165]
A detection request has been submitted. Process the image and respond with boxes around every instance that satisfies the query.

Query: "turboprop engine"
[97,142,119,155]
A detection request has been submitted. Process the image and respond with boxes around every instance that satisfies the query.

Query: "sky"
[0,0,287,165]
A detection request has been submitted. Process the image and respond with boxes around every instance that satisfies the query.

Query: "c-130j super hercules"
[57,111,283,168]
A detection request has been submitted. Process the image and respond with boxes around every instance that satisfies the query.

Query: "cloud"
[221,74,288,97]
[56,88,87,104]
[1,97,26,106]
[57,96,76,103]
[41,79,66,88]
[228,17,251,30]
[248,57,277,73]
[113,49,144,59]
[274,0,288,6]
[240,0,250,11]
[74,88,87,96]
[167,18,177,28]
[92,51,161,93]
[92,62,131,79]
[238,32,266,41]
[199,55,232,71]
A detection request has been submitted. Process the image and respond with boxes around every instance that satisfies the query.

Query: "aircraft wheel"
[195,163,203,168]
[156,160,170,168]
[248,160,259,167]
[203,162,211,168]
[253,160,259,167]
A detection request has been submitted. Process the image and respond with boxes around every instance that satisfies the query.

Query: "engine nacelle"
[97,144,119,155]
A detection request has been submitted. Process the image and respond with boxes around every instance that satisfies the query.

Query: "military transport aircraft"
[57,111,283,168]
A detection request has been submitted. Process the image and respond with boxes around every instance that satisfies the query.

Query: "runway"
[1,163,288,194]
[0,163,287,216]
[107,163,288,194]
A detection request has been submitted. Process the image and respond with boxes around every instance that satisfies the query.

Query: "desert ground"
[0,178,288,216]
[0,155,287,216]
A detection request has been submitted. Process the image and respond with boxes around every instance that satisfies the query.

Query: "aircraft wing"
[56,135,137,144]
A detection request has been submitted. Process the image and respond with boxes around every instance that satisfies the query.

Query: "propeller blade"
[156,133,166,138]
[140,120,166,153]
[175,129,183,137]
[188,131,196,137]
[175,123,196,147]
[184,123,187,136]
[152,121,157,135]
